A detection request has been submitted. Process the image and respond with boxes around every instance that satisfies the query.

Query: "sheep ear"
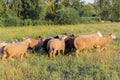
[38,36,41,38]
[109,33,112,35]
[71,34,75,37]
[64,33,67,35]
[109,33,116,39]
[36,36,41,39]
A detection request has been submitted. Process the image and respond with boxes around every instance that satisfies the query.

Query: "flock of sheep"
[0,31,116,60]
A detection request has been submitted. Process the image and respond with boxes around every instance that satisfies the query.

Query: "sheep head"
[109,33,116,39]
[12,39,19,43]
[61,35,68,41]
[36,36,42,42]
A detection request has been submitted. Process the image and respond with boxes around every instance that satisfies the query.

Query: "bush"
[22,19,33,26]
[79,17,99,24]
[54,7,80,24]
[3,17,21,26]
[33,20,54,26]
[0,17,4,27]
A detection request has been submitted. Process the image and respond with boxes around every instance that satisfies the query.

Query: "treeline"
[0,0,120,26]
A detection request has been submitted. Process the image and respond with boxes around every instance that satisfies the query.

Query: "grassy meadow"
[0,23,120,80]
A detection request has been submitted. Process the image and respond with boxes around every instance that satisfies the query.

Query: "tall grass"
[0,23,120,80]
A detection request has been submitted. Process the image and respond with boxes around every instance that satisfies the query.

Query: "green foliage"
[22,19,33,26]
[54,7,80,24]
[79,17,99,24]
[0,0,120,26]
[110,0,120,21]
[20,0,40,19]
[82,4,96,17]
[3,16,21,26]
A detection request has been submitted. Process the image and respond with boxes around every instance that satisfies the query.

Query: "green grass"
[0,23,120,80]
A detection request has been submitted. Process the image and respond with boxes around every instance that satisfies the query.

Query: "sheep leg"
[49,50,53,59]
[21,53,24,60]
[76,49,80,57]
[58,50,60,56]
[24,52,28,58]
[8,56,14,61]
[32,47,35,53]
[53,50,57,58]
[101,47,107,51]
[62,49,65,55]
[2,53,7,61]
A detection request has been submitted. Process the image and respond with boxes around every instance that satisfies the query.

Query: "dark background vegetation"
[0,0,120,26]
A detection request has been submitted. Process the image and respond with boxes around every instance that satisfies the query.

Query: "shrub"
[33,20,54,26]
[3,17,21,26]
[54,7,80,24]
[22,19,33,26]
[0,17,4,27]
[79,17,99,24]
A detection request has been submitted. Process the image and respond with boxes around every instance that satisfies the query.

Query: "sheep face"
[12,39,19,44]
[61,35,68,41]
[110,33,116,39]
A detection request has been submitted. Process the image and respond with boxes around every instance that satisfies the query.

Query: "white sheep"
[74,31,103,57]
[95,33,116,51]
[2,38,31,61]
[47,35,68,58]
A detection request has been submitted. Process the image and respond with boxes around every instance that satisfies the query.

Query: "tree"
[82,4,96,17]
[110,0,120,21]
[94,0,112,21]
[62,0,85,17]
[54,7,80,24]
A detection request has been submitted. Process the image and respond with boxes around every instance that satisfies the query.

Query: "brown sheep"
[42,38,53,53]
[47,35,68,58]
[2,38,31,61]
[74,31,103,57]
[95,33,116,51]
[65,34,76,53]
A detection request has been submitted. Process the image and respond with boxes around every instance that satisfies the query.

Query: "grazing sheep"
[47,35,68,58]
[2,38,31,61]
[74,31,103,57]
[95,33,116,51]
[28,36,42,52]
